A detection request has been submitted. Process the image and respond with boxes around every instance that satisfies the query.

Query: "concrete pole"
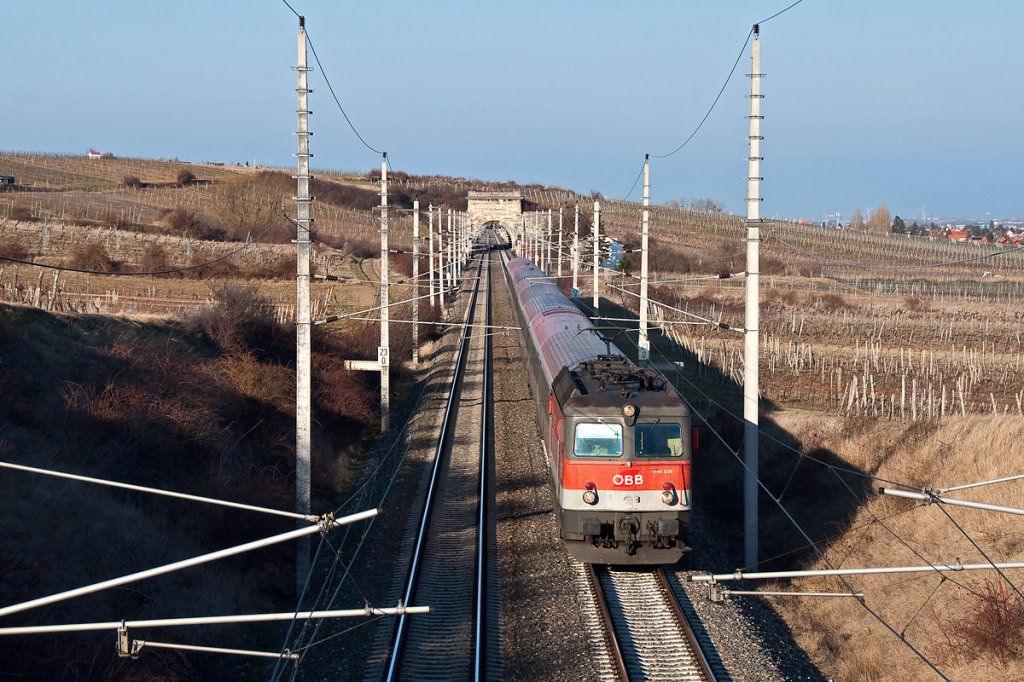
[592,201,601,311]
[412,198,420,366]
[546,209,553,276]
[428,203,435,307]
[537,213,542,268]
[557,207,564,279]
[447,208,454,290]
[572,204,579,296]
[639,154,651,363]
[458,213,465,278]
[454,213,461,281]
[379,153,390,433]
[438,212,446,308]
[294,16,313,595]
[743,25,763,569]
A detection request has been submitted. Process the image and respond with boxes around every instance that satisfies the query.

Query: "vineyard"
[3,152,1024,420]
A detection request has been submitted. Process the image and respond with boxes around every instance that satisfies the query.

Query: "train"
[502,254,694,564]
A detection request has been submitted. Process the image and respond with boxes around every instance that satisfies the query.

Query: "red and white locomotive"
[504,255,693,564]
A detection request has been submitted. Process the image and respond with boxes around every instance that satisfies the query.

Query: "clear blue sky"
[3,1,1020,222]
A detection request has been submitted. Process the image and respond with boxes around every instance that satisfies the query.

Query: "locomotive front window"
[634,422,683,457]
[574,423,623,457]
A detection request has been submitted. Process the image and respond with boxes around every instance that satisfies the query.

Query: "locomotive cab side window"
[574,422,623,457]
[634,422,684,457]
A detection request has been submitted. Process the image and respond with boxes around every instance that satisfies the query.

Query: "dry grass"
[762,412,1024,681]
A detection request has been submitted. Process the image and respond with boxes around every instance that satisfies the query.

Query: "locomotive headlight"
[583,482,598,505]
[622,404,636,418]
[661,482,676,505]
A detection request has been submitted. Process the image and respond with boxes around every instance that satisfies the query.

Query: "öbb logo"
[613,473,644,486]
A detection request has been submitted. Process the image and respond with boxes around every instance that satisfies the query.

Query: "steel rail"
[474,240,494,680]
[585,565,631,682]
[655,568,717,681]
[385,253,485,681]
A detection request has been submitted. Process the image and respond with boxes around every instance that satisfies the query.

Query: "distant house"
[948,229,969,242]
[87,150,102,159]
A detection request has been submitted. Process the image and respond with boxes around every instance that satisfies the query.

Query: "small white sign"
[638,347,649,362]
[378,346,389,367]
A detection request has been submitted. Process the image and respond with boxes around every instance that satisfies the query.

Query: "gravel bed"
[671,518,828,681]
[491,257,602,682]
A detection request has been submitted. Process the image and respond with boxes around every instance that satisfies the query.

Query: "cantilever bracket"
[116,623,142,659]
[317,513,336,533]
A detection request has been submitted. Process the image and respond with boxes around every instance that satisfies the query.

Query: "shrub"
[10,206,35,222]
[761,255,787,275]
[138,243,170,273]
[349,240,377,259]
[0,239,29,261]
[904,295,930,312]
[190,283,288,358]
[69,242,114,271]
[648,240,692,274]
[314,353,377,426]
[176,169,197,185]
[163,207,222,241]
[817,293,852,310]
[121,175,143,188]
[209,175,290,243]
[390,251,414,277]
[935,579,1024,666]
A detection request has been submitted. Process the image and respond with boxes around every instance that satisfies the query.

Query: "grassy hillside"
[0,296,383,679]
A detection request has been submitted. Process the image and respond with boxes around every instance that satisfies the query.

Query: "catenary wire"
[758,0,806,24]
[647,0,809,159]
[280,0,302,19]
[650,28,752,159]
[305,32,385,156]
[623,157,647,200]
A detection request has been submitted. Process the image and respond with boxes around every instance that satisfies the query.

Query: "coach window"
[634,422,683,457]
[574,422,623,457]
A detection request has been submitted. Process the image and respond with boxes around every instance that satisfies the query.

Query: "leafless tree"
[849,208,866,232]
[868,205,891,234]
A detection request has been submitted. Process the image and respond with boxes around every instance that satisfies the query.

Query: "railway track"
[585,565,718,682]
[384,241,497,680]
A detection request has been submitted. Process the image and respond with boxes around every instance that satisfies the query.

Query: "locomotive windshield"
[574,422,623,457]
[634,422,683,457]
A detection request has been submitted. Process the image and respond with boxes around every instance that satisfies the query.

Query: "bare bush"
[817,293,853,310]
[349,240,377,259]
[163,206,222,241]
[69,242,114,271]
[314,353,377,425]
[904,295,931,312]
[209,173,291,243]
[10,206,34,222]
[935,579,1024,666]
[121,175,143,188]
[138,242,171,272]
[190,283,280,354]
[0,239,29,261]
[176,169,197,185]
[390,251,414,277]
